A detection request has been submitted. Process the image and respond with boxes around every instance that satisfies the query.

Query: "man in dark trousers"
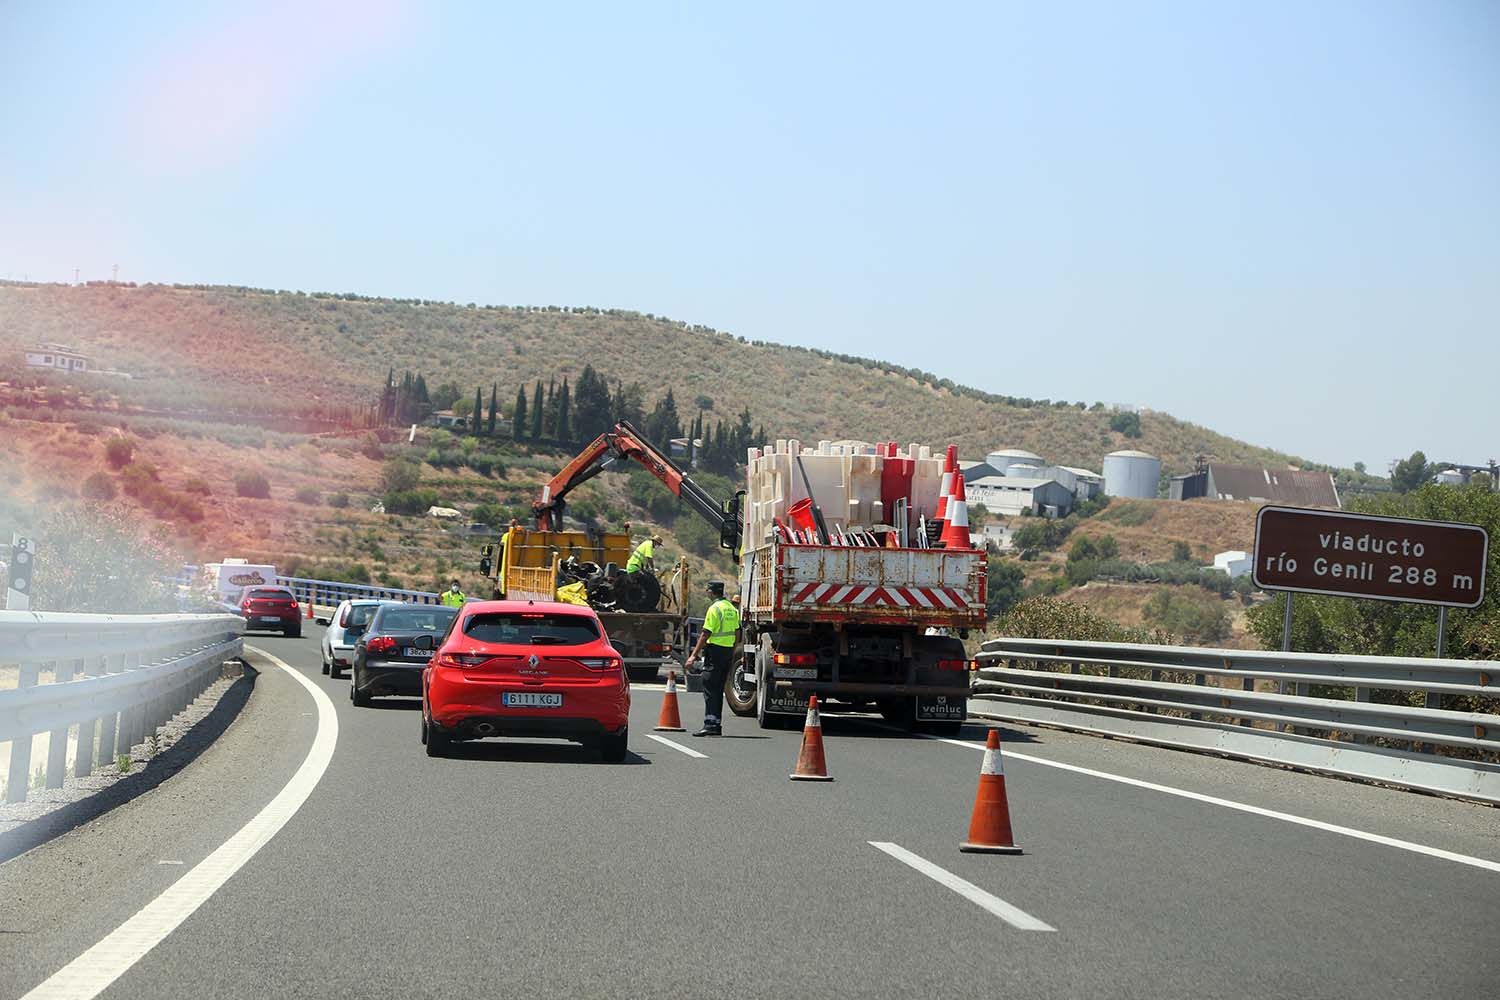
[686,580,740,737]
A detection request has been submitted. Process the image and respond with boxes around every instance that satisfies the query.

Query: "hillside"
[0,281,1318,476]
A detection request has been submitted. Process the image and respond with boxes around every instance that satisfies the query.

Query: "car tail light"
[434,651,493,669]
[289,601,299,610]
[366,636,397,654]
[936,658,972,671]
[578,657,621,671]
[773,652,816,666]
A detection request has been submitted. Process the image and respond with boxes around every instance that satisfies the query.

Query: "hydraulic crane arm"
[534,420,742,553]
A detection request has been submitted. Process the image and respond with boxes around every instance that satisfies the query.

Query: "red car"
[422,600,630,761]
[239,586,302,637]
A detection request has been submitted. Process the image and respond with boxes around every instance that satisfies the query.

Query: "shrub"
[1171,540,1192,563]
[120,462,160,497]
[183,477,212,495]
[675,516,723,559]
[381,459,422,494]
[986,559,1025,619]
[294,486,321,505]
[384,488,441,515]
[1109,412,1142,438]
[329,492,350,509]
[1143,589,1229,644]
[104,437,135,469]
[995,597,1171,645]
[234,471,271,498]
[359,432,384,460]
[81,472,117,501]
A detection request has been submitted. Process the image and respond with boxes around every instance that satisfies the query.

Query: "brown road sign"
[1253,505,1489,608]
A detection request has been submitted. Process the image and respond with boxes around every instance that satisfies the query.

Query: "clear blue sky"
[3,1,1496,471]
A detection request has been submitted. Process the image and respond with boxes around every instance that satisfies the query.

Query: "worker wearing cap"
[440,580,465,607]
[687,580,740,737]
[625,534,661,575]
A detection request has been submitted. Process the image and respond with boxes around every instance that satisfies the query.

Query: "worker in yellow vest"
[625,534,661,574]
[686,580,740,737]
[440,580,465,607]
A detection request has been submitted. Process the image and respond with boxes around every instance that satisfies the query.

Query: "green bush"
[986,559,1025,618]
[1142,590,1229,644]
[380,459,421,494]
[675,516,723,559]
[995,597,1172,644]
[328,492,350,509]
[120,462,160,497]
[384,488,440,515]
[234,471,271,499]
[1109,412,1142,438]
[183,477,212,495]
[81,472,117,501]
[294,486,320,505]
[104,437,135,469]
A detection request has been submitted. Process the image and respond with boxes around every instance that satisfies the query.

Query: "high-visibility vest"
[625,539,655,573]
[441,589,465,607]
[703,598,740,647]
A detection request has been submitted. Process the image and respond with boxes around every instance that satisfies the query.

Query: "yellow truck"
[479,525,691,683]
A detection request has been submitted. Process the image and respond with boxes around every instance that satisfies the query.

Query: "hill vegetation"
[0,280,1323,476]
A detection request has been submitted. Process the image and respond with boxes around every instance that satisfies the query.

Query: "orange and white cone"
[654,671,685,732]
[939,475,973,550]
[960,728,1022,854]
[306,588,316,620]
[789,694,833,781]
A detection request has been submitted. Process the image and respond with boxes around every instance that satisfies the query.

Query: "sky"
[2,1,1496,471]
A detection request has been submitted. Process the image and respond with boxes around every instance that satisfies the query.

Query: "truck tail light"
[936,659,971,671]
[366,636,397,654]
[645,643,669,654]
[578,657,620,671]
[773,653,816,666]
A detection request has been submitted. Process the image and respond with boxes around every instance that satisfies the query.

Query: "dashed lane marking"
[899,726,1500,876]
[21,646,338,1000]
[645,734,709,759]
[868,841,1056,931]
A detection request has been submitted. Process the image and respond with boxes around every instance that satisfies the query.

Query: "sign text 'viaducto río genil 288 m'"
[1253,505,1489,608]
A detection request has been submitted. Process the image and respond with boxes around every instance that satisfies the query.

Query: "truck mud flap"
[915,695,966,723]
[766,686,811,716]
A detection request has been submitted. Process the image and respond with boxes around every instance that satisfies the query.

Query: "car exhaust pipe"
[473,722,497,736]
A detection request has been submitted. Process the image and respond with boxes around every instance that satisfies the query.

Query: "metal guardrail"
[275,576,446,610]
[973,638,1500,804]
[0,611,243,803]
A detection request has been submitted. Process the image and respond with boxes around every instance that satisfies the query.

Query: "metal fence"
[275,576,446,611]
[972,638,1500,804]
[0,611,243,804]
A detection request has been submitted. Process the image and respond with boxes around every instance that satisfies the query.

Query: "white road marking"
[868,841,1056,931]
[909,727,1500,876]
[21,646,338,1000]
[645,733,708,759]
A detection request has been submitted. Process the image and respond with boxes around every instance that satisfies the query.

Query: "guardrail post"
[115,651,142,761]
[44,658,77,789]
[97,652,124,769]
[5,663,41,803]
[75,655,105,778]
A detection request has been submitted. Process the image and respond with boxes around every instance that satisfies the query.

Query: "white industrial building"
[24,343,90,373]
[967,475,1076,518]
[1209,550,1252,579]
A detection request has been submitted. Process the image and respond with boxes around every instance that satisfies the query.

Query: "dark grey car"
[350,604,460,707]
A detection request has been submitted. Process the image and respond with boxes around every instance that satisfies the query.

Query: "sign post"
[6,533,33,611]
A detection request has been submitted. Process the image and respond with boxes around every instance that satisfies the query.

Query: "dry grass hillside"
[0,281,1318,476]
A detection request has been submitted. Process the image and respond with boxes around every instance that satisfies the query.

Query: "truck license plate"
[916,695,965,722]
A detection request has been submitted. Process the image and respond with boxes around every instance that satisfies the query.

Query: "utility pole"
[111,263,118,282]
[73,267,80,284]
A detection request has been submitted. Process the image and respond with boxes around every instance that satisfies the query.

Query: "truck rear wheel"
[725,653,756,717]
[755,657,788,730]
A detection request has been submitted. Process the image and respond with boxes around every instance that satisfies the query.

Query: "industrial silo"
[1004,462,1042,479]
[1436,468,1465,486]
[986,448,1043,474]
[1103,450,1162,498]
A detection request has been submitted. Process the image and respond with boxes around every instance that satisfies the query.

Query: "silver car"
[320,599,400,678]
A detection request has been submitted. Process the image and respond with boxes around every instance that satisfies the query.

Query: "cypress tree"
[514,387,528,441]
[487,383,498,436]
[473,387,484,433]
[531,380,544,440]
[557,377,571,444]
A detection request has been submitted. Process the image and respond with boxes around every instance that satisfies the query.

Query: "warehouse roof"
[1207,464,1341,508]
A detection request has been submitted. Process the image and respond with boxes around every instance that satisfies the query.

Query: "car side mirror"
[412,634,435,650]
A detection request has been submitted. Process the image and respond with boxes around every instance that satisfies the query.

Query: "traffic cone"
[306,588,316,619]
[789,694,833,781]
[654,671,685,732]
[939,475,973,550]
[960,729,1022,854]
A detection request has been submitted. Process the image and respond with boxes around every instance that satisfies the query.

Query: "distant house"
[25,343,90,373]
[967,476,1075,518]
[668,437,705,459]
[428,412,468,430]
[1209,550,1252,579]
[1171,463,1341,508]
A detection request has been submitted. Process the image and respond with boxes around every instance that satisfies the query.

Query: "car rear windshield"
[343,603,384,627]
[374,607,458,633]
[248,589,292,599]
[462,612,600,645]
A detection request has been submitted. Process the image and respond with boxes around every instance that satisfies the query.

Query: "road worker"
[625,534,662,575]
[686,580,741,737]
[440,580,466,607]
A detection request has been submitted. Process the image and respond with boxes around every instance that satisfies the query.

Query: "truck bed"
[743,542,986,629]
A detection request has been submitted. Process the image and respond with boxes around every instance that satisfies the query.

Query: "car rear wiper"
[527,635,568,644]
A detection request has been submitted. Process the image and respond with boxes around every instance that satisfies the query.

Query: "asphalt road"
[4,626,1498,999]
